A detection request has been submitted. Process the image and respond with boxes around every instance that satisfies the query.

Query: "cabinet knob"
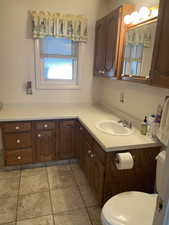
[88,150,92,154]
[80,127,83,131]
[38,134,41,137]
[17,156,21,160]
[16,126,20,130]
[90,154,95,158]
[99,70,105,74]
[44,124,48,128]
[16,139,21,143]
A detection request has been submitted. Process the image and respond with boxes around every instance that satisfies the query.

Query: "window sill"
[36,83,80,90]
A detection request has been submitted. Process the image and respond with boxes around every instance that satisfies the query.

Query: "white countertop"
[0,104,161,152]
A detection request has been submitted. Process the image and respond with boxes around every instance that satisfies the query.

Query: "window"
[35,37,79,90]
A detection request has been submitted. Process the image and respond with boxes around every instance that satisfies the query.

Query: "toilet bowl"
[101,191,157,225]
[101,151,166,225]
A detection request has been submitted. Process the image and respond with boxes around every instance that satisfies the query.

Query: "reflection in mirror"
[122,20,157,78]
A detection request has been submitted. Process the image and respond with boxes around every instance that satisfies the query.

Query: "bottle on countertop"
[154,104,163,136]
[140,116,148,135]
[147,114,155,138]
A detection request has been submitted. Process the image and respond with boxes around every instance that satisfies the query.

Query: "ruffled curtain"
[126,26,152,48]
[31,11,88,42]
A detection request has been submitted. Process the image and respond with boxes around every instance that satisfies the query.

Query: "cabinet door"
[93,17,107,76]
[36,130,56,162]
[91,157,105,204]
[105,7,121,77]
[60,120,75,159]
[150,0,169,88]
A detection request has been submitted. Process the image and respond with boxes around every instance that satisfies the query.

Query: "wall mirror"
[122,18,157,82]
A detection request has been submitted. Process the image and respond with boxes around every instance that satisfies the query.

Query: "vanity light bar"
[124,6,159,25]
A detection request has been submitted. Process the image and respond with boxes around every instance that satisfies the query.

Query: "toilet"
[101,151,166,225]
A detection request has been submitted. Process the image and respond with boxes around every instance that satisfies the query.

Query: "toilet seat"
[101,191,157,225]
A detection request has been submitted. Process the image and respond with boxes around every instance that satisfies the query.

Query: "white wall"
[96,0,169,121]
[0,0,103,104]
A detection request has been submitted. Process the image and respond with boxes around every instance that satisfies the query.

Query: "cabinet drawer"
[5,148,33,166]
[3,122,31,133]
[61,120,75,127]
[4,133,31,150]
[35,121,56,130]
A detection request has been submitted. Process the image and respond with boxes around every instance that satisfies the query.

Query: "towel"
[157,98,169,146]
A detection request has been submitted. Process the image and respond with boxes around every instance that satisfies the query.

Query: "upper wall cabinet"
[150,0,169,88]
[93,5,134,78]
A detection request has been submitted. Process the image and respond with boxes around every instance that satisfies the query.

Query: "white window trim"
[34,39,80,90]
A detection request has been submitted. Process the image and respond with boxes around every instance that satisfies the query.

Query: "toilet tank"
[156,151,166,194]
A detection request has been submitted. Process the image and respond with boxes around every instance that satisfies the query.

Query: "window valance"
[31,11,88,42]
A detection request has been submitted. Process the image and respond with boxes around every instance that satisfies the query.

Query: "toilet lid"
[101,192,157,225]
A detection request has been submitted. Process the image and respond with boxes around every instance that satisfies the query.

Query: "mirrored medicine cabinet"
[121,17,157,83]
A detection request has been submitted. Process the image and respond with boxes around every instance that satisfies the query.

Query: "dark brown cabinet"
[35,130,56,162]
[94,5,134,78]
[94,17,107,76]
[60,120,75,159]
[150,0,169,88]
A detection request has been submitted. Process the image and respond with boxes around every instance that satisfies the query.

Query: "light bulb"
[130,11,140,24]
[124,15,132,24]
[139,6,150,19]
[151,8,158,17]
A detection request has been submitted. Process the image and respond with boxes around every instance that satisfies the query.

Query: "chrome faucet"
[118,120,132,129]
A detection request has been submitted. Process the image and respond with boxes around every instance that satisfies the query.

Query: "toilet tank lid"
[156,151,166,162]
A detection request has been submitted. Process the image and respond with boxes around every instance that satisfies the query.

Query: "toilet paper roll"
[115,152,134,170]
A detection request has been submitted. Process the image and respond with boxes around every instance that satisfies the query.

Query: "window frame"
[34,38,79,90]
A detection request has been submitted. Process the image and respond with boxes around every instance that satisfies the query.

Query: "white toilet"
[101,151,166,225]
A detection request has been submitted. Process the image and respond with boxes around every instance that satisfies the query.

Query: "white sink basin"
[96,120,133,136]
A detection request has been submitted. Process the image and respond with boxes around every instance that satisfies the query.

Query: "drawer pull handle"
[44,124,48,128]
[17,156,21,160]
[16,139,21,143]
[90,154,95,158]
[38,134,41,137]
[16,126,20,130]
[88,150,92,154]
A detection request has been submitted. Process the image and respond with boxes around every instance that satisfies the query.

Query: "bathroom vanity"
[0,104,161,206]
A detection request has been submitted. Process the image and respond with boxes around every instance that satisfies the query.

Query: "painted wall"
[96,0,169,121]
[0,0,103,104]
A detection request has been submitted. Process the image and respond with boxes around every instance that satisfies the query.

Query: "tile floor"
[0,162,102,225]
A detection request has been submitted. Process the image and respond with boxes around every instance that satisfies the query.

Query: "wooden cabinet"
[35,130,56,162]
[103,147,160,203]
[2,121,33,166]
[60,120,75,159]
[94,5,134,78]
[150,0,169,88]
[34,120,58,162]
[94,17,107,76]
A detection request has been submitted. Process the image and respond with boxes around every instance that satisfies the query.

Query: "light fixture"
[130,11,140,24]
[123,5,158,25]
[124,15,132,24]
[139,6,150,20]
[151,8,158,17]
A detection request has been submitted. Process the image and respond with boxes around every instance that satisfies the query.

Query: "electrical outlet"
[120,92,124,103]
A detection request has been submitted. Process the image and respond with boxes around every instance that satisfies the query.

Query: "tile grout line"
[45,164,56,225]
[70,163,94,225]
[15,167,22,224]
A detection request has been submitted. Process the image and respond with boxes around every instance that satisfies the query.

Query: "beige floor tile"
[1,223,16,225]
[21,167,46,177]
[17,192,52,220]
[79,185,98,207]
[87,207,102,225]
[0,177,20,198]
[70,164,88,186]
[0,169,20,179]
[0,197,17,224]
[19,173,49,195]
[54,209,91,225]
[51,186,84,213]
[47,165,76,189]
[17,215,54,225]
